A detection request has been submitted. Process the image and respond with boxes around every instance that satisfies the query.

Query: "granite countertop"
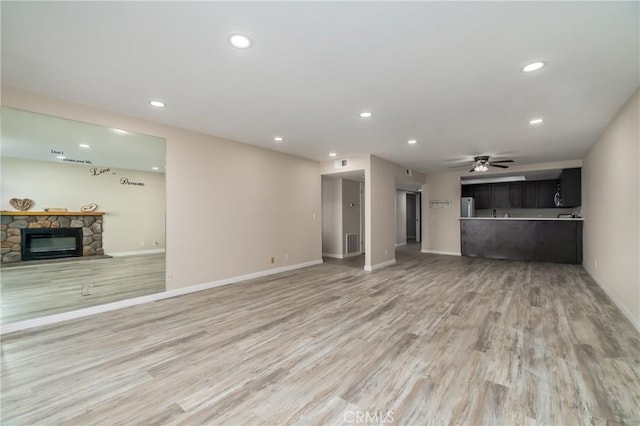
[460,217,584,221]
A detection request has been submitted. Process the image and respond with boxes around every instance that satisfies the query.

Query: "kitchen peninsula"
[460,167,583,264]
[460,217,583,264]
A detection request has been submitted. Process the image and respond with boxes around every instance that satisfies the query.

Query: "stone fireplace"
[1,212,104,264]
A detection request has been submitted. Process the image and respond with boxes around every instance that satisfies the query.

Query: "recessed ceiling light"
[149,100,166,108]
[79,144,91,148]
[57,155,66,160]
[521,61,546,73]
[407,139,417,145]
[329,152,337,157]
[529,118,544,125]
[152,166,160,171]
[229,34,252,49]
[112,128,129,135]
[274,137,284,142]
[359,112,373,118]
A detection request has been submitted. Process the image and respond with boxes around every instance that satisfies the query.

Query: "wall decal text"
[120,177,144,187]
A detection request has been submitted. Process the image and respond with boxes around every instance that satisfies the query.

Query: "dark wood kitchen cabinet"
[474,184,492,209]
[561,168,582,207]
[461,185,474,198]
[523,181,537,208]
[491,183,510,208]
[536,180,557,208]
[509,182,523,208]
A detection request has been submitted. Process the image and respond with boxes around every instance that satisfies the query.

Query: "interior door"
[406,193,416,240]
[415,192,421,243]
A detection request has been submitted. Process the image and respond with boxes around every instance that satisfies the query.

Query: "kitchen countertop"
[460,217,583,221]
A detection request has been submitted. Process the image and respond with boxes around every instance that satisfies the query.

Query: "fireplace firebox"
[21,228,83,261]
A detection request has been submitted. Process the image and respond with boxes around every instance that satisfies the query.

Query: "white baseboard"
[395,243,406,247]
[323,252,361,259]
[1,258,323,335]
[322,253,344,259]
[421,249,461,256]
[585,268,640,333]
[364,258,396,272]
[109,248,166,257]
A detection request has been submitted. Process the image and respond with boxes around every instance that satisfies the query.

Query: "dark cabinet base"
[461,220,583,264]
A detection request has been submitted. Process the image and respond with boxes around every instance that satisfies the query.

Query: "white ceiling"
[2,2,638,173]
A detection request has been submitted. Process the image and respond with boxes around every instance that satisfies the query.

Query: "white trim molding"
[421,249,461,256]
[364,258,396,272]
[1,258,323,335]
[322,253,344,259]
[108,248,166,257]
[322,252,361,259]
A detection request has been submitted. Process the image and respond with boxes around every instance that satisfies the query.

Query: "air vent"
[335,159,349,168]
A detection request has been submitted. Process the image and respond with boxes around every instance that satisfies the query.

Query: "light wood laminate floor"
[2,250,639,425]
[1,254,165,323]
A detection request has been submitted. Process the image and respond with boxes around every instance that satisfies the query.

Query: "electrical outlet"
[594,260,598,268]
[141,241,145,247]
[385,248,388,256]
[81,283,92,296]
[270,256,275,264]
[285,253,288,261]
[166,273,173,281]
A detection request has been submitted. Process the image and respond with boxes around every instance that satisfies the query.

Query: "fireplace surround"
[1,211,104,264]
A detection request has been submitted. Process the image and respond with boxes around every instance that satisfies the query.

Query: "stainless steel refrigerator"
[461,197,475,217]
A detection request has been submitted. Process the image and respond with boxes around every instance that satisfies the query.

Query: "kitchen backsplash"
[476,207,582,218]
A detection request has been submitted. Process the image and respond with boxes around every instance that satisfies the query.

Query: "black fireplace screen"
[21,228,83,261]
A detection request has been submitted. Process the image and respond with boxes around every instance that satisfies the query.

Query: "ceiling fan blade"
[490,164,509,169]
[469,167,476,173]
[490,160,514,163]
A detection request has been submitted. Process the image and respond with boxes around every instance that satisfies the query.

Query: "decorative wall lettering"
[50,149,64,155]
[429,200,452,208]
[90,167,111,176]
[120,177,144,186]
[63,158,93,164]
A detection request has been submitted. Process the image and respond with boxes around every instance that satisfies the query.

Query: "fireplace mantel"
[1,211,105,216]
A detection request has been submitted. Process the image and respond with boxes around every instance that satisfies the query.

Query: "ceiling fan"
[450,155,514,173]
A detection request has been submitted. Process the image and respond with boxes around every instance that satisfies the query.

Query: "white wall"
[321,177,342,256]
[422,159,583,255]
[1,157,165,254]
[583,88,639,329]
[396,190,407,245]
[2,87,322,290]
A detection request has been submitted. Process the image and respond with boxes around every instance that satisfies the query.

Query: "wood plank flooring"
[1,249,639,425]
[1,254,165,323]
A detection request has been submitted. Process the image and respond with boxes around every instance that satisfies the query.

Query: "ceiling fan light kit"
[450,155,515,173]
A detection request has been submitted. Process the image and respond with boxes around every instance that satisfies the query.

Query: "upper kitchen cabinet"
[474,184,492,209]
[522,181,537,208]
[491,183,510,208]
[536,180,558,208]
[461,185,474,198]
[509,182,524,208]
[560,168,582,207]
